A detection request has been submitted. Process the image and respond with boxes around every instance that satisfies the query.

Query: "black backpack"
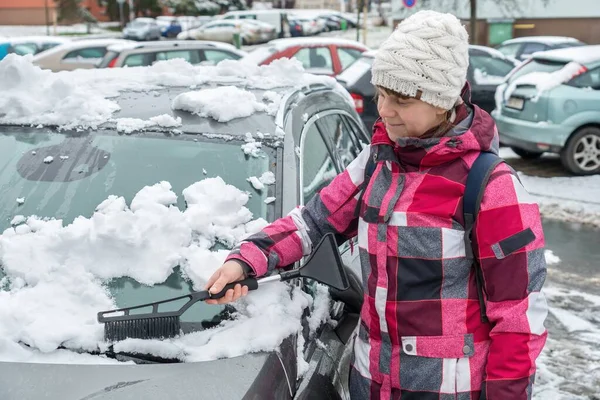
[362,151,504,323]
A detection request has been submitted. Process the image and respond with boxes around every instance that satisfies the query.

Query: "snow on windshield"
[503,61,587,102]
[0,177,328,364]
[473,68,506,85]
[0,55,345,129]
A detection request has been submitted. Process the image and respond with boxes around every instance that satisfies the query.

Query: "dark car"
[0,74,368,399]
[495,36,586,62]
[336,46,518,132]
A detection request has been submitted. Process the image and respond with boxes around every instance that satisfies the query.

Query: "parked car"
[288,18,305,37]
[0,63,369,400]
[240,19,278,44]
[289,16,323,36]
[221,9,291,39]
[178,20,262,45]
[157,19,183,39]
[0,36,71,60]
[495,36,586,62]
[32,38,133,72]
[97,41,247,68]
[123,18,162,41]
[243,38,368,76]
[336,46,518,132]
[493,45,600,175]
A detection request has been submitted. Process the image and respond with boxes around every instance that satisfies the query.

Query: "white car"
[123,18,162,41]
[495,36,586,62]
[177,20,262,45]
[32,38,134,72]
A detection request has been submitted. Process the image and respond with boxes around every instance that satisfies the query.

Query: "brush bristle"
[104,316,181,341]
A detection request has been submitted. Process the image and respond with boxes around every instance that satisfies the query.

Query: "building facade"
[390,0,600,45]
[0,0,57,25]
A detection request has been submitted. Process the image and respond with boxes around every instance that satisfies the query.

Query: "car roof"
[267,37,369,50]
[6,36,71,45]
[31,38,133,59]
[107,40,243,54]
[532,44,600,66]
[501,36,581,46]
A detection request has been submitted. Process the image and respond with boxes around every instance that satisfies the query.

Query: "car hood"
[0,352,274,400]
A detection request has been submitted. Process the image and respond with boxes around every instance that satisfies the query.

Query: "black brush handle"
[209,278,259,300]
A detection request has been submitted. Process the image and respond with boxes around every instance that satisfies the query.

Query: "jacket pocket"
[401,333,475,358]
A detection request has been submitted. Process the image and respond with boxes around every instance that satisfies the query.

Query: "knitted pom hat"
[371,10,469,110]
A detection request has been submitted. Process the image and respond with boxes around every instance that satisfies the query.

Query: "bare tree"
[417,0,551,45]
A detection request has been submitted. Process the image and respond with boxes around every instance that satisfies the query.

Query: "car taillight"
[351,93,364,114]
[107,57,118,68]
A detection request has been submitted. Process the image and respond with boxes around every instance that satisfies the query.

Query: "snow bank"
[0,55,345,129]
[504,62,586,102]
[0,177,324,364]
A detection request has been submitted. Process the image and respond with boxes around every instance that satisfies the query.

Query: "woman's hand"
[204,261,250,305]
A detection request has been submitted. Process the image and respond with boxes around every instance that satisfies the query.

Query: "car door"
[295,111,367,400]
[154,49,200,65]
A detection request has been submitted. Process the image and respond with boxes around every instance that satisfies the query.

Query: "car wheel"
[510,147,544,159]
[560,127,600,175]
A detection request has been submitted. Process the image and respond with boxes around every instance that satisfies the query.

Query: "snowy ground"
[499,148,600,228]
[0,22,118,38]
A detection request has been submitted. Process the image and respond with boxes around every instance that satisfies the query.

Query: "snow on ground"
[500,147,600,227]
[0,177,328,364]
[0,24,117,38]
[0,55,347,129]
[534,284,600,399]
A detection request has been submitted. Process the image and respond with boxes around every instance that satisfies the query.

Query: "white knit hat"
[371,10,469,110]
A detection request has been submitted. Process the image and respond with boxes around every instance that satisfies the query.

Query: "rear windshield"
[508,59,567,83]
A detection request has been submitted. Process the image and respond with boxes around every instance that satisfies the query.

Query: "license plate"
[506,96,524,110]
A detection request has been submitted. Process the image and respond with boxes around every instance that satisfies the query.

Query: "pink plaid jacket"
[227,99,548,399]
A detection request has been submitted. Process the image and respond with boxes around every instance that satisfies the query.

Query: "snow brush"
[98,233,349,342]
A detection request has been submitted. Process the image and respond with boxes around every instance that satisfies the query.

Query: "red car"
[243,38,369,76]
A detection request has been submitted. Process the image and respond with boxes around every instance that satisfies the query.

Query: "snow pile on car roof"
[0,177,328,364]
[0,54,346,130]
[503,61,587,102]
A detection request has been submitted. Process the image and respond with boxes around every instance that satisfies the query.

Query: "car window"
[155,50,195,63]
[520,42,548,57]
[9,43,38,56]
[293,47,334,73]
[301,121,338,204]
[123,53,147,67]
[567,66,600,90]
[202,49,241,64]
[469,54,515,83]
[337,47,363,71]
[63,47,107,60]
[40,42,61,52]
[314,114,364,169]
[496,43,521,58]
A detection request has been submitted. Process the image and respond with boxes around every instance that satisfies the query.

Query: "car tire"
[560,127,600,175]
[511,147,544,159]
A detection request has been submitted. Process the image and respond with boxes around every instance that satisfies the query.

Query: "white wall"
[390,0,600,20]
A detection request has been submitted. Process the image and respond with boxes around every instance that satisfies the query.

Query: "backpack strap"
[463,151,504,323]
[353,150,377,218]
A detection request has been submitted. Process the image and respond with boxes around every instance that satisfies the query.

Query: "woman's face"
[376,87,447,141]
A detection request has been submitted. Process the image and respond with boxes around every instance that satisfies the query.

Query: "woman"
[205,10,548,400]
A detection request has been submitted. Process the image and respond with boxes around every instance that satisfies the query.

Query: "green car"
[493,45,600,175]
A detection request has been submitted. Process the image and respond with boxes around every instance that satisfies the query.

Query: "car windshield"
[508,59,567,83]
[0,127,276,334]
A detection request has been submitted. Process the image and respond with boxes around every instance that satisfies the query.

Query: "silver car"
[97,40,247,68]
[179,20,262,45]
[32,38,133,72]
[123,18,163,41]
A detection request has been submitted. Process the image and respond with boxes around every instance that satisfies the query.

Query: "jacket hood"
[371,83,500,169]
